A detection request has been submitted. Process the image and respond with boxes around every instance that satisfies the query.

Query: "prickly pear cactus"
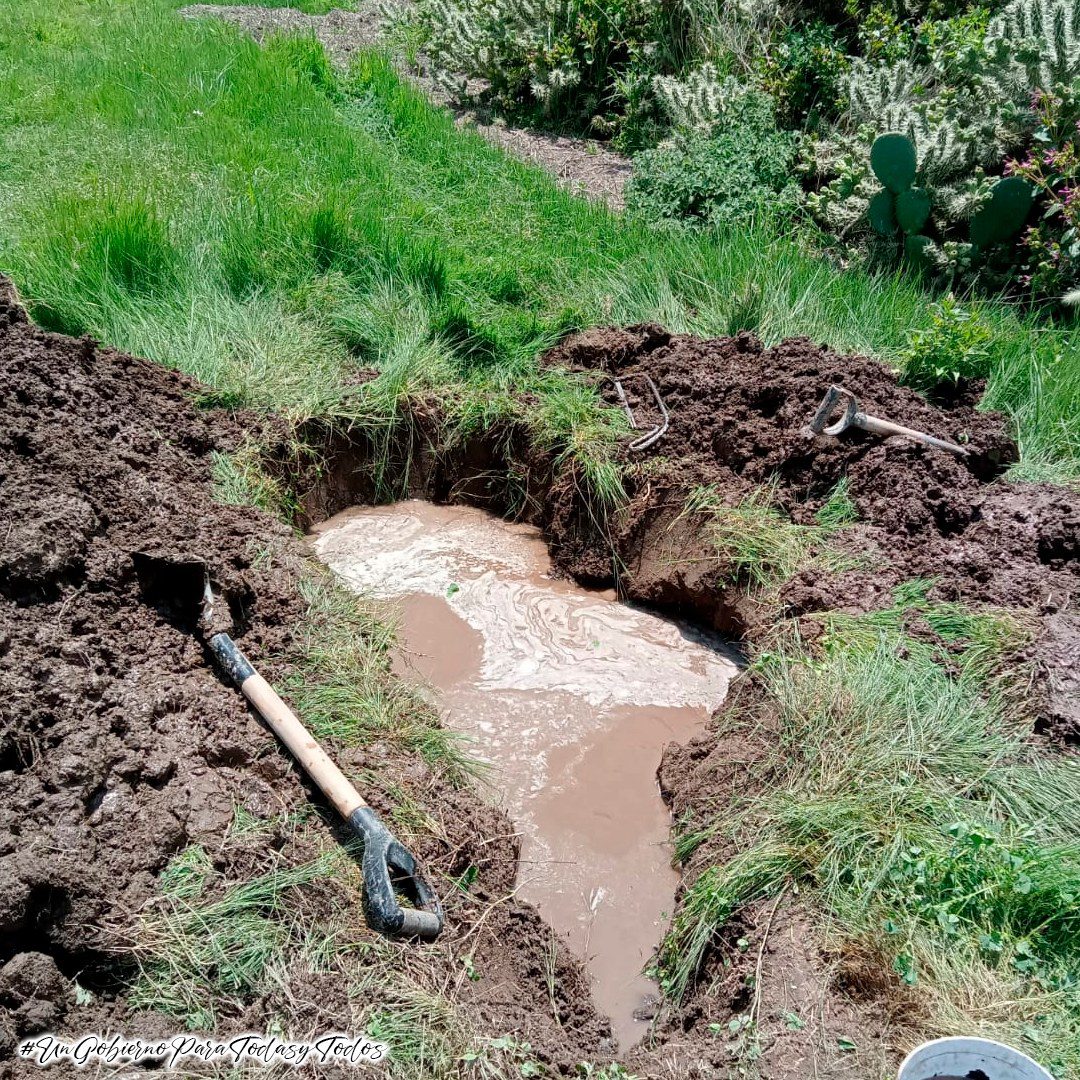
[866,133,935,259]
[870,132,918,194]
[968,176,1035,248]
[869,190,898,236]
[896,187,931,234]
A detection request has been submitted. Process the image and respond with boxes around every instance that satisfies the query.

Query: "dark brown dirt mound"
[543,324,1079,739]
[0,279,607,1072]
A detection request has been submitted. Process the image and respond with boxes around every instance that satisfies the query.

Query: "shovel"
[804,384,969,458]
[132,552,444,941]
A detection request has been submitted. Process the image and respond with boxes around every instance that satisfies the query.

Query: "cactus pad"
[896,187,931,234]
[904,233,934,266]
[869,191,898,236]
[870,133,918,194]
[969,177,1034,248]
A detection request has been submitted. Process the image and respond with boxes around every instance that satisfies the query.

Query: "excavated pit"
[310,501,740,1046]
[3,276,1078,1079]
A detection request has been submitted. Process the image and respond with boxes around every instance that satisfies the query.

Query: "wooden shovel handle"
[208,633,367,821]
[855,413,969,457]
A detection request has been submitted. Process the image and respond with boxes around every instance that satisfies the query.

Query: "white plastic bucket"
[897,1037,1054,1080]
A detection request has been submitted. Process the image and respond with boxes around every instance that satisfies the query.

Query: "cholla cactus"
[409,0,593,112]
[843,58,924,131]
[652,64,755,131]
[984,0,1080,95]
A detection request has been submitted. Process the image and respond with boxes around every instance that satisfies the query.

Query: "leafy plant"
[627,91,801,228]
[900,294,995,387]
[1009,87,1080,303]
[754,20,850,128]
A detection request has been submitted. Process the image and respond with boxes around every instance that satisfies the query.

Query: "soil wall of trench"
[2,275,1078,1079]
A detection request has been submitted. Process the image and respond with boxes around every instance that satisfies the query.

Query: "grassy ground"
[1,0,1078,484]
[659,514,1080,1074]
[2,0,1079,1074]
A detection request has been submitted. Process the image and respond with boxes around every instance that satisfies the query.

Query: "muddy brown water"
[310,500,739,1046]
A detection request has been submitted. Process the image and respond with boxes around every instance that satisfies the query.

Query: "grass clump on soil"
[0,0,1078,483]
[660,597,1080,1076]
[684,481,861,590]
[133,833,555,1078]
[131,847,341,1028]
[285,571,480,783]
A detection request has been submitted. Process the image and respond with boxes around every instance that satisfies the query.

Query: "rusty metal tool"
[804,384,969,458]
[607,373,669,452]
[131,552,444,941]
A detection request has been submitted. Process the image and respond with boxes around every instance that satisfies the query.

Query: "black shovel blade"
[131,552,211,626]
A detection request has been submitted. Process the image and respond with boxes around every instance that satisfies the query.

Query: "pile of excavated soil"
[543,324,1080,741]
[0,279,607,1074]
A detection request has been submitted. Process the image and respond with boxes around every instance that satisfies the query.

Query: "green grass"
[0,0,1078,484]
[683,481,862,590]
[659,603,1080,1077]
[286,571,481,782]
[131,847,341,1028]
[197,0,355,11]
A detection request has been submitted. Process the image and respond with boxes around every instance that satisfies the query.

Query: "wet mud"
[311,501,738,1047]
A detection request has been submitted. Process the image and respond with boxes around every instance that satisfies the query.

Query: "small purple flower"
[1044,149,1059,166]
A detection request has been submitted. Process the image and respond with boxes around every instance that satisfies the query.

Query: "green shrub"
[754,21,850,128]
[899,295,995,388]
[626,92,801,228]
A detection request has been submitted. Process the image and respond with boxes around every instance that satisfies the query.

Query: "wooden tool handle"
[209,633,366,821]
[857,413,969,457]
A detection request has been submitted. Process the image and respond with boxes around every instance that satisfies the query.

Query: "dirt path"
[180,3,633,207]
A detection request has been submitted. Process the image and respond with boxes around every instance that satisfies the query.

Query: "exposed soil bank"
[0,280,610,1075]
[310,500,739,1047]
[544,325,1079,741]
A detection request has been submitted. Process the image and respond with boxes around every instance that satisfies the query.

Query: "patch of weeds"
[576,1063,639,1078]
[211,445,299,519]
[811,578,1034,696]
[813,478,857,529]
[659,850,795,1000]
[683,481,859,590]
[658,629,1080,1068]
[158,844,213,902]
[361,984,544,1079]
[900,295,994,391]
[130,851,339,1028]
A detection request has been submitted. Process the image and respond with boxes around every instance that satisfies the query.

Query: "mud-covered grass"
[0,0,1078,484]
[683,481,861,590]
